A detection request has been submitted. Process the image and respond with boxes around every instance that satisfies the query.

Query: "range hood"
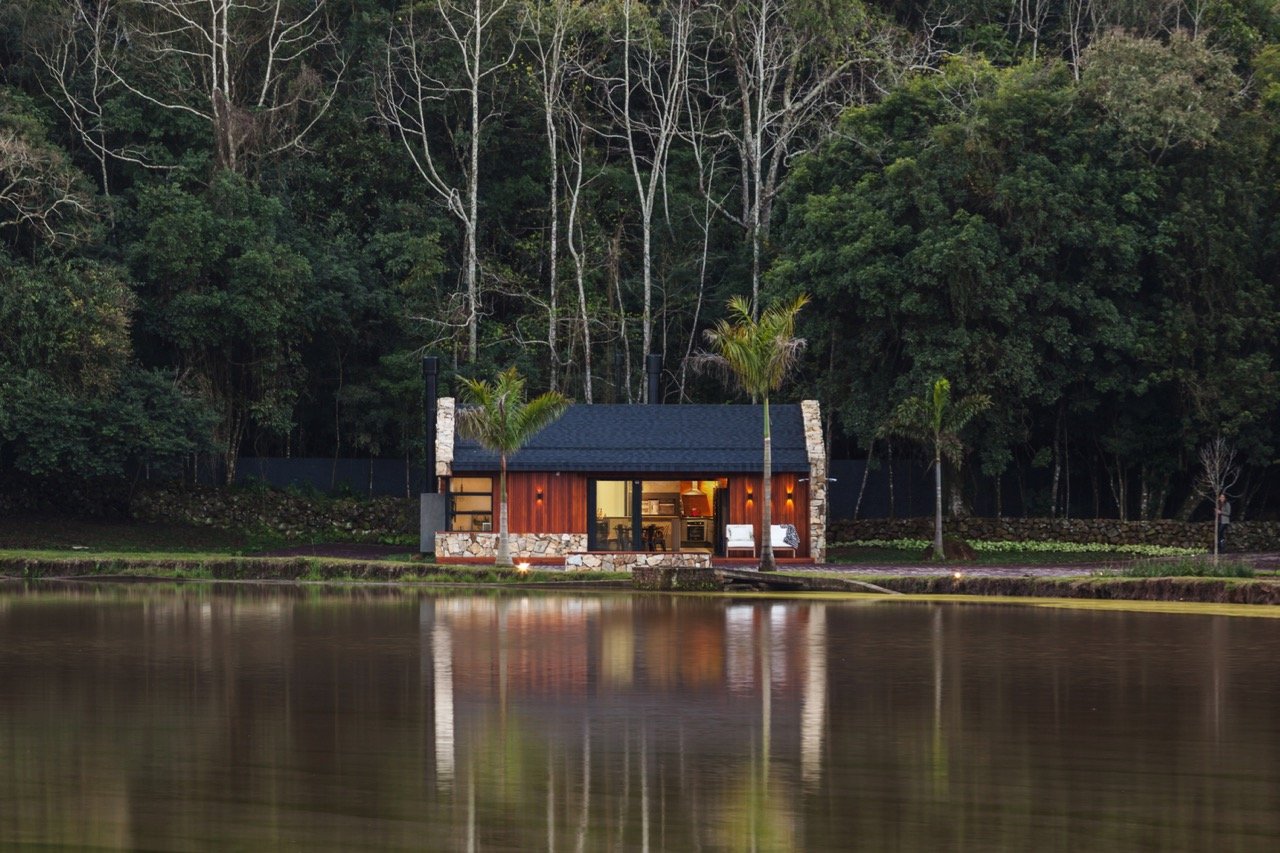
[680,491,711,517]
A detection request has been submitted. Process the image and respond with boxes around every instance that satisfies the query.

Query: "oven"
[683,519,709,546]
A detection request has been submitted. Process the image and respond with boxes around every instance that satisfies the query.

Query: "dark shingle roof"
[452,404,810,473]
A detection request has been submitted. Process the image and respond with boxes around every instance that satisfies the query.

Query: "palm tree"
[881,377,991,560]
[693,294,809,571]
[456,368,571,567]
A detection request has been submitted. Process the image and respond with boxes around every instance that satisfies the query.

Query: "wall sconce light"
[535,487,544,503]
[786,486,794,502]
[746,487,754,502]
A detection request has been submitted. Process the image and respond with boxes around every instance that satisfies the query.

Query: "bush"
[832,538,1202,557]
[1116,557,1254,578]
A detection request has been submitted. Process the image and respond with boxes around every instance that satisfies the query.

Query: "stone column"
[435,397,455,478]
[801,400,827,563]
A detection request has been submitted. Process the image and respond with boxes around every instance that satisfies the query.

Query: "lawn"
[825,544,1137,567]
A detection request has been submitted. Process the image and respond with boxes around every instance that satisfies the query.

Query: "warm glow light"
[535,487,544,502]
[518,562,531,574]
[952,571,963,580]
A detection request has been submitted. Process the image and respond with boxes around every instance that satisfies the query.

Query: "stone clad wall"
[435,531,587,559]
[801,400,827,563]
[435,397,455,477]
[829,517,1280,552]
[565,552,712,572]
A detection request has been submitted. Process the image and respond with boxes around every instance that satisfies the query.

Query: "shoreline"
[3,552,1279,605]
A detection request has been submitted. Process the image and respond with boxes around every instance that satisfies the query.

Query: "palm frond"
[879,395,934,447]
[688,294,810,398]
[456,368,570,456]
[946,393,992,434]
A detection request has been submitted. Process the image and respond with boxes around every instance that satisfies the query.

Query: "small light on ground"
[953,571,963,580]
[517,562,531,574]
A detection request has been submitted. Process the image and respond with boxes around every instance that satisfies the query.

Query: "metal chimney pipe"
[423,356,439,493]
[646,353,662,404]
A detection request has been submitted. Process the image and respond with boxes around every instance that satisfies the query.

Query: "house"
[425,361,827,569]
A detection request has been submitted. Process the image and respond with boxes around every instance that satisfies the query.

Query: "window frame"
[447,476,494,533]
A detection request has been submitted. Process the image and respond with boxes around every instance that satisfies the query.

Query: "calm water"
[2,584,1279,851]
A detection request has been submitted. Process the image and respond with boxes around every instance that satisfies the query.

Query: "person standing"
[1217,492,1232,551]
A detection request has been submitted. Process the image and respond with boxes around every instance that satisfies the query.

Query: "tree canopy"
[1,0,1278,519]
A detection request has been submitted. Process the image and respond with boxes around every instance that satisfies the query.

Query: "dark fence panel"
[828,459,933,520]
[194,457,424,497]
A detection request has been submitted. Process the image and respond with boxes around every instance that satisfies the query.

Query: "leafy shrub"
[1115,557,1254,578]
[831,538,1202,557]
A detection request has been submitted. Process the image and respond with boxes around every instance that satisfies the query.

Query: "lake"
[1,583,1278,851]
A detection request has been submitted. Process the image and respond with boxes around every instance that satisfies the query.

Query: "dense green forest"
[1,0,1278,519]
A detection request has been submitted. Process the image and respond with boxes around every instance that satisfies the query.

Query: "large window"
[592,480,634,549]
[589,479,723,552]
[449,477,493,532]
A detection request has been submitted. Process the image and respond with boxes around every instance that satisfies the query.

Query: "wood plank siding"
[727,474,809,556]
[496,472,588,534]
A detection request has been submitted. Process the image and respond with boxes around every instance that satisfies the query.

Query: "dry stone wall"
[829,517,1280,552]
[132,486,414,542]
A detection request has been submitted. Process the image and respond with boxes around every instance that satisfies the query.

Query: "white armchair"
[770,524,799,558]
[725,524,756,557]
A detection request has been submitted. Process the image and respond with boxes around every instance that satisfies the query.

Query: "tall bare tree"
[524,0,588,392]
[60,0,345,175]
[0,122,98,248]
[22,0,141,194]
[691,0,872,314]
[561,105,597,402]
[380,0,517,363]
[598,0,693,398]
[1197,437,1241,561]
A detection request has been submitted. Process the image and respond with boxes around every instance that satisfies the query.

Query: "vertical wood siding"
[727,475,810,556]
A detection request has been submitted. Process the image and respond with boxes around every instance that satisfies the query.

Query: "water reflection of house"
[433,597,820,701]
[426,597,831,813]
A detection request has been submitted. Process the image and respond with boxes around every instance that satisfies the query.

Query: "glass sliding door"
[589,480,638,551]
[589,478,726,553]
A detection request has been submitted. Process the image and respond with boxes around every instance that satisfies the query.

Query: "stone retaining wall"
[632,566,721,591]
[132,485,414,542]
[829,517,1280,552]
[435,531,587,559]
[565,552,712,572]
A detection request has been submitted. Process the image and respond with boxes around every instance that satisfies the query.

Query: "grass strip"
[0,552,628,585]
